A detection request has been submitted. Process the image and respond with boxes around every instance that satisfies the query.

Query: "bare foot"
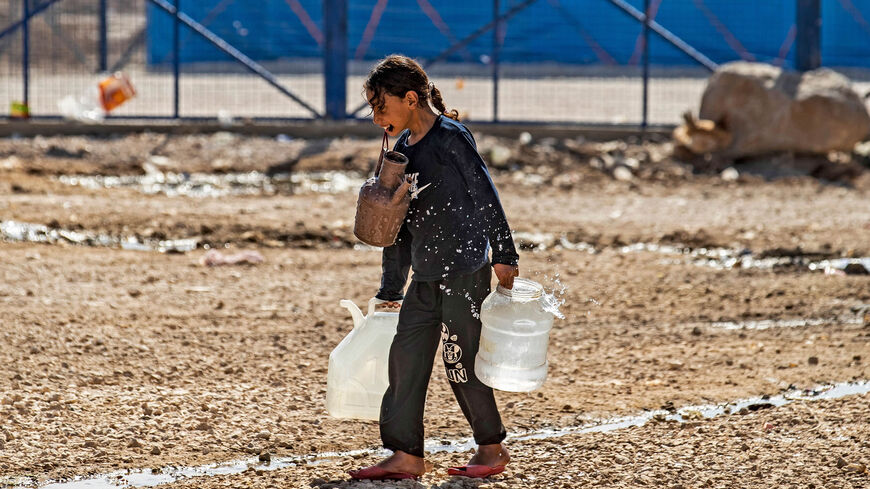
[467,443,510,467]
[372,450,427,476]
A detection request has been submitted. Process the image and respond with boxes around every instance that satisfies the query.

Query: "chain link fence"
[1,0,869,125]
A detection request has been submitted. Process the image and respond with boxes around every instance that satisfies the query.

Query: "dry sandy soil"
[1,132,869,489]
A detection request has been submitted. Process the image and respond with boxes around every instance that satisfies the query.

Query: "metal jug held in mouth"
[353,132,412,247]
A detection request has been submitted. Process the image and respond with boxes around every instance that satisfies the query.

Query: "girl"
[349,54,518,481]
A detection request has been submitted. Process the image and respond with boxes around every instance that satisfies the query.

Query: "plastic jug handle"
[340,299,365,330]
[367,297,384,317]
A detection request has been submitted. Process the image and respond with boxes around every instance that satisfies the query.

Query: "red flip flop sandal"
[447,464,506,478]
[349,465,419,480]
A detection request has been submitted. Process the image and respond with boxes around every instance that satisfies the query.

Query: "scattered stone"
[258,452,271,462]
[808,356,819,366]
[843,263,869,275]
[691,326,703,336]
[613,166,633,181]
[836,457,848,468]
[720,167,739,181]
[127,438,142,448]
[309,478,327,487]
[150,446,161,455]
[127,288,142,298]
[256,431,271,440]
[744,402,775,412]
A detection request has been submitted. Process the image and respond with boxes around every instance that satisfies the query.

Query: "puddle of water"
[511,380,870,442]
[56,171,365,198]
[808,257,870,274]
[10,381,867,489]
[512,231,596,253]
[618,241,870,273]
[510,233,866,274]
[708,316,864,331]
[1,220,198,253]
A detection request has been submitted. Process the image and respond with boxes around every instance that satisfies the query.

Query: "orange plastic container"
[98,72,136,112]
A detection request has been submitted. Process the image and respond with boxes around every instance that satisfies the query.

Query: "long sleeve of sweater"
[376,222,412,301]
[447,132,519,267]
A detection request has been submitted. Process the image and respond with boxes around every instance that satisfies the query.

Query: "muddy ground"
[1,131,869,489]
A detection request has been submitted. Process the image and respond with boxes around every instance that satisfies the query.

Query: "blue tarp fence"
[146,0,870,69]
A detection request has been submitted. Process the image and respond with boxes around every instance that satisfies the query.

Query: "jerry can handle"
[367,297,385,316]
[373,131,389,178]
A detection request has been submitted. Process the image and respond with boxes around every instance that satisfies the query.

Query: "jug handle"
[367,297,384,317]
[373,131,389,178]
[340,299,365,331]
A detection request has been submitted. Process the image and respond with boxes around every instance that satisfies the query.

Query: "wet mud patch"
[8,381,867,489]
[512,231,869,274]
[1,220,357,252]
[56,171,365,198]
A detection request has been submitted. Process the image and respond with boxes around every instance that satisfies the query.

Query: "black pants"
[379,263,506,458]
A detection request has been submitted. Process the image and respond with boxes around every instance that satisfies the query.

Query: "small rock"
[128,438,143,448]
[613,166,633,181]
[258,452,271,462]
[691,326,702,336]
[256,431,271,440]
[845,463,867,473]
[195,422,211,431]
[127,288,142,298]
[309,478,327,487]
[843,263,869,275]
[84,440,97,448]
[720,167,739,181]
[808,356,819,366]
[150,446,161,455]
[836,457,847,468]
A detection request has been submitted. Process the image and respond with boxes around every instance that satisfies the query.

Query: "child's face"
[366,89,413,137]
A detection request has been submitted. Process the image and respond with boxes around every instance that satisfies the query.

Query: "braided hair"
[364,54,460,121]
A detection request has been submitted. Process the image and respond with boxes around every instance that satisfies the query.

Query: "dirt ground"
[1,131,869,489]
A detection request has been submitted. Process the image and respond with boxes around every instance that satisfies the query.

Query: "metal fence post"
[22,0,29,109]
[173,0,180,118]
[796,0,821,71]
[324,0,347,120]
[641,0,649,132]
[492,0,500,123]
[99,0,108,72]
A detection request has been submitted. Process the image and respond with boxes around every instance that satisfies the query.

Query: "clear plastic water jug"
[326,298,399,420]
[474,278,554,392]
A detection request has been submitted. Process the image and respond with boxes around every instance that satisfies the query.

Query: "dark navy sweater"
[376,115,519,301]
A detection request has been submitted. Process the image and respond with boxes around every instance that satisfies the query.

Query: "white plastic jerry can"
[326,298,399,421]
[475,278,555,392]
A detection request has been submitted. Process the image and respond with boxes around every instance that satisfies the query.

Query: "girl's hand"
[376,301,402,311]
[493,264,519,289]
